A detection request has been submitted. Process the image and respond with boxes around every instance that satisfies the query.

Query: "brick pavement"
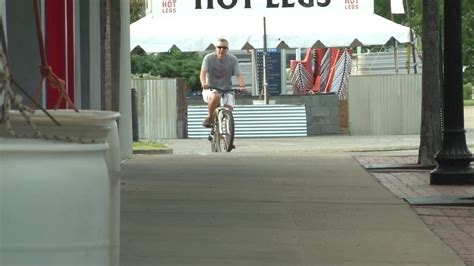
[355,155,474,266]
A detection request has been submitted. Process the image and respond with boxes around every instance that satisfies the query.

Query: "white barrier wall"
[133,75,422,138]
[132,78,187,139]
[348,74,422,135]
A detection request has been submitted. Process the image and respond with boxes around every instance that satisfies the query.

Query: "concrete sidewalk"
[356,154,474,266]
[160,135,423,155]
[120,135,470,265]
[159,130,474,155]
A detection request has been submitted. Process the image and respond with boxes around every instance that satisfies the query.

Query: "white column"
[251,49,257,96]
[119,0,133,159]
[89,0,101,109]
[296,48,301,61]
[74,0,82,107]
[281,49,287,95]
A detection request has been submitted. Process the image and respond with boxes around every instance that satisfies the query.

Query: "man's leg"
[202,91,220,128]
[207,92,220,118]
[223,104,235,149]
[222,93,236,149]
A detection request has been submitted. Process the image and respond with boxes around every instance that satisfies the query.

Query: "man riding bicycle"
[200,38,246,128]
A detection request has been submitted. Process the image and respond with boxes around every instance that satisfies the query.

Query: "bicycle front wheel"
[211,110,220,152]
[218,110,235,152]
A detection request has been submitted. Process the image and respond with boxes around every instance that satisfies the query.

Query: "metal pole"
[263,16,269,104]
[404,0,418,74]
[131,88,139,142]
[430,0,474,185]
[391,14,399,74]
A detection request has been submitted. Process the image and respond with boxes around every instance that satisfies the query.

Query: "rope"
[32,0,78,112]
[0,1,96,143]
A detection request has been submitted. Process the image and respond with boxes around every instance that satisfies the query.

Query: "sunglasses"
[216,46,228,50]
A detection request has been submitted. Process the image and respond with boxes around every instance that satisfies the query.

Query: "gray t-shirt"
[202,53,241,91]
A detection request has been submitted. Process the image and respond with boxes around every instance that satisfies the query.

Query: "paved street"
[119,107,474,265]
[120,152,464,265]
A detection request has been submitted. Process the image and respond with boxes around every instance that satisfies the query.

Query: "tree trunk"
[418,0,442,165]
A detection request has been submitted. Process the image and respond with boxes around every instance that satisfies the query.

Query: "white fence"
[131,78,187,139]
[187,104,307,139]
[348,74,422,135]
[132,75,422,139]
[352,48,422,76]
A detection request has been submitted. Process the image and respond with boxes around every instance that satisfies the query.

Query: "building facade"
[1,0,132,159]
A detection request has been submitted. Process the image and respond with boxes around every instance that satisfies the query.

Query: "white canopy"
[130,14,411,53]
[131,1,411,53]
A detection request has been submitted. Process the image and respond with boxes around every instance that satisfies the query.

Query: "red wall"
[45,0,75,109]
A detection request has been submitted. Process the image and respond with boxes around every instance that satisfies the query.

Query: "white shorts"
[202,89,235,108]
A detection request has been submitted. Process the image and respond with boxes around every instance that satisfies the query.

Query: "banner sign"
[153,0,373,17]
[257,49,282,95]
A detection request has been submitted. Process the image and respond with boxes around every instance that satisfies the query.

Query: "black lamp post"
[430,0,474,185]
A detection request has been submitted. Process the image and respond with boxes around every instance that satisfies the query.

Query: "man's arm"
[233,56,245,91]
[238,74,245,87]
[238,74,246,92]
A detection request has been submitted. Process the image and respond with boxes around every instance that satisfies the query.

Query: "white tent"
[130,1,411,53]
[131,14,411,52]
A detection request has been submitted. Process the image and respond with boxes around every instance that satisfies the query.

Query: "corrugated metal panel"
[348,74,422,135]
[188,104,307,138]
[132,78,177,139]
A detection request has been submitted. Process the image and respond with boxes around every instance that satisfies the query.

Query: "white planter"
[0,109,120,144]
[0,138,110,265]
[0,110,122,266]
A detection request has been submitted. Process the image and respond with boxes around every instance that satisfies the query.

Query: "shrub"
[463,82,472,100]
[131,48,203,90]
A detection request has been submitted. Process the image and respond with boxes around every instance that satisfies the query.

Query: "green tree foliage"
[130,1,202,89]
[131,48,204,89]
[462,1,474,84]
[463,83,473,100]
[375,0,474,83]
[130,0,145,23]
[374,0,422,43]
[375,0,427,36]
[130,1,474,87]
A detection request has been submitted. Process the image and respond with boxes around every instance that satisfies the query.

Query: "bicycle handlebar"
[208,87,244,94]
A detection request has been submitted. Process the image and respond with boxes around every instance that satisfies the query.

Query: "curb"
[133,148,173,155]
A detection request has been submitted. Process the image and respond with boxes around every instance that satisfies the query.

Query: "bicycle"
[207,87,241,152]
